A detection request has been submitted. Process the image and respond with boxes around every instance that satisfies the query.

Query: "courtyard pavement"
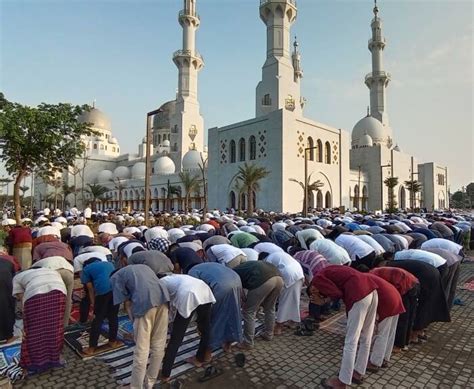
[15,257,474,389]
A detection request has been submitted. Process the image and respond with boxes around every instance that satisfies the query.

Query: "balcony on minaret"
[365,71,391,87]
[260,0,296,5]
[173,49,204,69]
[368,37,386,50]
[179,9,200,27]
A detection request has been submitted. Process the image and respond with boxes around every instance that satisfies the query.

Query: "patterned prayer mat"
[459,276,474,291]
[318,311,347,337]
[0,344,21,371]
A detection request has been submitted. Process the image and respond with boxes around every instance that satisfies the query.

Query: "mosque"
[34,0,449,214]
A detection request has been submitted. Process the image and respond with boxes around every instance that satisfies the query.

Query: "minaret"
[255,0,303,118]
[365,0,391,126]
[169,0,205,170]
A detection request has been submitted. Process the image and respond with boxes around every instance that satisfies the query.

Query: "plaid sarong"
[20,290,65,373]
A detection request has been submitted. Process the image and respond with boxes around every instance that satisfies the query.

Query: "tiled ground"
[15,258,474,389]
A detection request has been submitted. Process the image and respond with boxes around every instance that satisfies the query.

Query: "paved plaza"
[15,259,474,389]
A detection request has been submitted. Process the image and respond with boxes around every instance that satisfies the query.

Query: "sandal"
[295,327,314,336]
[198,366,223,382]
[235,353,246,368]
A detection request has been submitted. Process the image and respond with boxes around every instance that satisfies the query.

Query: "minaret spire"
[292,36,303,82]
[365,0,390,125]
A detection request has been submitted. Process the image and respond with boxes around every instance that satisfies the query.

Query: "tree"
[233,163,270,216]
[289,173,324,213]
[0,93,96,223]
[60,183,76,210]
[466,183,474,207]
[179,171,200,212]
[384,176,399,213]
[86,183,109,211]
[110,178,127,211]
[164,181,181,212]
[404,179,422,210]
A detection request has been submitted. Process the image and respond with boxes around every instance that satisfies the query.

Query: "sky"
[1,0,473,196]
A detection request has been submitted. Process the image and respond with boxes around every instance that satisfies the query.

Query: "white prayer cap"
[123,226,141,235]
[98,222,118,235]
[108,236,130,251]
[2,219,16,226]
[144,227,168,243]
[115,215,125,223]
[54,216,67,224]
[21,218,32,224]
[34,216,49,225]
[168,228,186,243]
[43,208,51,216]
[50,221,65,231]
[37,225,61,239]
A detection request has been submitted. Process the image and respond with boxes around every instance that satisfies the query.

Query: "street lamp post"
[144,108,163,226]
[304,146,320,217]
[380,163,391,212]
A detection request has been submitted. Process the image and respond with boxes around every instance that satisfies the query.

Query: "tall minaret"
[365,0,391,126]
[255,0,303,118]
[169,0,205,170]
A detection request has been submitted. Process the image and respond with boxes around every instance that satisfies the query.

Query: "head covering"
[169,247,203,273]
[98,222,119,235]
[230,232,259,248]
[148,237,171,253]
[144,227,168,242]
[168,228,186,243]
[202,235,231,251]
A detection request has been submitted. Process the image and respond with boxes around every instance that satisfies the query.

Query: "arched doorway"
[325,191,332,209]
[362,186,368,210]
[353,185,360,209]
[316,190,323,209]
[399,186,406,210]
[229,191,236,209]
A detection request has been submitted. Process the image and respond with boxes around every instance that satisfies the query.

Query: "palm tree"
[289,173,324,213]
[110,178,127,211]
[164,181,181,211]
[233,163,270,216]
[60,183,76,209]
[384,176,399,213]
[86,183,109,211]
[179,171,200,212]
[404,179,422,210]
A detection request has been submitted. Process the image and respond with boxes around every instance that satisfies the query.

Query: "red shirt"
[8,226,32,245]
[312,266,378,313]
[366,273,406,321]
[0,254,21,272]
[32,241,73,263]
[370,267,419,296]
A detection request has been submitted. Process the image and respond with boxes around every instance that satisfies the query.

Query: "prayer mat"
[64,326,126,359]
[459,277,474,291]
[318,311,347,337]
[0,344,21,370]
[99,319,265,385]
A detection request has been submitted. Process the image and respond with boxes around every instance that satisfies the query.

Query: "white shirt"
[394,249,446,268]
[296,229,325,249]
[309,239,351,265]
[241,248,259,261]
[209,244,246,265]
[335,234,374,261]
[265,252,304,288]
[83,207,92,219]
[13,268,66,303]
[70,224,94,238]
[356,235,385,256]
[34,256,74,272]
[108,236,130,251]
[37,226,61,239]
[80,245,113,257]
[160,274,215,319]
[253,242,284,255]
[421,239,462,256]
[73,251,108,272]
[388,234,410,250]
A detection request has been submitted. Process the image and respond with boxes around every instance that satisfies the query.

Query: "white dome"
[110,137,118,145]
[182,149,201,171]
[154,156,175,175]
[358,133,373,148]
[114,166,130,179]
[78,107,111,132]
[162,139,170,147]
[97,169,113,183]
[131,162,146,179]
[352,116,390,147]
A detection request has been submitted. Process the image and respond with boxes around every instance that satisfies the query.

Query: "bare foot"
[223,342,232,353]
[236,342,253,350]
[186,356,203,367]
[108,340,124,349]
[392,346,402,353]
[324,376,347,388]
[82,347,97,356]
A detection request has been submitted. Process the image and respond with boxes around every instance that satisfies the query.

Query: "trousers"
[89,292,119,348]
[370,314,399,366]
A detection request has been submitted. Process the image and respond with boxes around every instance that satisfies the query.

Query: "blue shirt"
[81,261,114,296]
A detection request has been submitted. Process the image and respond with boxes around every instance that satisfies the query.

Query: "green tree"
[466,182,474,207]
[164,181,181,212]
[384,176,399,213]
[404,179,422,210]
[289,173,324,214]
[233,163,270,216]
[86,183,109,211]
[179,171,200,212]
[60,183,76,209]
[0,93,95,223]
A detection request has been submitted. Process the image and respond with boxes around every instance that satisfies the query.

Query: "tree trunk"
[247,188,253,217]
[13,172,25,224]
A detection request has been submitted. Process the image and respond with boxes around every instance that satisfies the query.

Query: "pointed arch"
[316,190,323,209]
[249,136,256,160]
[362,185,368,210]
[307,137,314,161]
[230,140,236,163]
[399,186,406,210]
[325,141,331,164]
[229,191,236,209]
[316,139,323,162]
[325,191,332,209]
[239,138,246,162]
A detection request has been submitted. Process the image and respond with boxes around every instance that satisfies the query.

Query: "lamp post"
[380,163,391,212]
[144,108,163,226]
[304,146,320,217]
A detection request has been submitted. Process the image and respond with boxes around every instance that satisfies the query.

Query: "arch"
[230,140,236,163]
[308,190,315,209]
[438,191,446,209]
[154,188,159,198]
[124,191,128,201]
[307,137,314,161]
[353,184,360,209]
[362,185,368,210]
[316,139,323,162]
[238,138,246,162]
[229,191,236,209]
[249,135,256,160]
[240,192,247,210]
[399,186,406,210]
[316,190,323,209]
[325,191,332,209]
[325,141,331,164]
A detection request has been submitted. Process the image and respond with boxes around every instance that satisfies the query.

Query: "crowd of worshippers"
[0,209,472,389]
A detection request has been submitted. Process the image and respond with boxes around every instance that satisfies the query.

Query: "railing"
[260,0,296,6]
[179,10,200,21]
[368,37,386,46]
[365,71,391,82]
[173,49,204,62]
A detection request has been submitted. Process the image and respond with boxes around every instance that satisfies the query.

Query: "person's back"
[233,261,280,290]
[128,250,174,275]
[33,240,72,262]
[81,260,114,296]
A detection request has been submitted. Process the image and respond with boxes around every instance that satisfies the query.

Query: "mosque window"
[112,147,116,152]
[325,142,331,164]
[316,139,323,162]
[239,138,246,162]
[262,94,272,106]
[100,144,104,150]
[105,145,107,150]
[437,174,445,186]
[307,137,314,161]
[158,135,161,144]
[93,144,97,149]
[117,148,120,153]
[230,140,236,163]
[249,136,256,160]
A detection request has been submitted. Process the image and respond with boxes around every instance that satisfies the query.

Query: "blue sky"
[1,0,472,194]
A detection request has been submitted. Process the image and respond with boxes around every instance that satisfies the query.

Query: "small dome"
[132,162,146,179]
[162,139,170,147]
[78,107,111,132]
[97,169,113,183]
[393,144,401,152]
[153,100,177,130]
[114,166,130,179]
[109,137,118,144]
[182,149,202,171]
[154,156,175,175]
[358,133,373,148]
[352,115,389,147]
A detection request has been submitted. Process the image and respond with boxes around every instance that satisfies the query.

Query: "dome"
[153,100,177,130]
[78,107,111,132]
[352,115,389,147]
[393,144,401,152]
[154,156,175,175]
[110,137,118,144]
[162,139,170,147]
[358,133,373,148]
[131,162,146,179]
[182,149,202,171]
[97,169,113,183]
[113,166,130,179]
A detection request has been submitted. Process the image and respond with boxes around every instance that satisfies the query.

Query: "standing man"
[8,222,32,270]
[111,265,170,389]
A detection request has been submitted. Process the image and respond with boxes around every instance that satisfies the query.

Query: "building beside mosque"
[34,0,449,213]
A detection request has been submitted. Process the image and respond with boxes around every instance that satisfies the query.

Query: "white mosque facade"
[34,0,449,213]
